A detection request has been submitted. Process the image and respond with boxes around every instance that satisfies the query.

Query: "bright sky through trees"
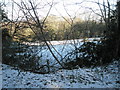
[0,0,117,20]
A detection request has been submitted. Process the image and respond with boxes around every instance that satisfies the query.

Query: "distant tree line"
[10,15,105,42]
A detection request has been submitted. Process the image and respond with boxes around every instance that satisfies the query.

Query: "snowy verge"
[2,61,120,88]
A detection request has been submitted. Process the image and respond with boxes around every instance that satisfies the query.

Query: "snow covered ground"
[2,61,120,88]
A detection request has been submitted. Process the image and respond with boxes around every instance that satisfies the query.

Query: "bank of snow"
[2,61,120,88]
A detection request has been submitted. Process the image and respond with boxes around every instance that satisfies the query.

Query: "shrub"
[63,41,114,69]
[2,28,45,73]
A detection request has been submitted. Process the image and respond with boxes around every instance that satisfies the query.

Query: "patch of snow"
[22,38,101,46]
[2,60,120,88]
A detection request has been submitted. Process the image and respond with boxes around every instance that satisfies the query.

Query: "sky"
[0,0,117,21]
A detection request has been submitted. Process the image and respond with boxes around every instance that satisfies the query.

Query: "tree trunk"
[116,1,120,57]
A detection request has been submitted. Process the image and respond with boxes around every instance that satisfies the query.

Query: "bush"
[2,28,45,73]
[64,41,115,69]
[2,28,13,64]
[78,42,99,66]
[3,40,43,73]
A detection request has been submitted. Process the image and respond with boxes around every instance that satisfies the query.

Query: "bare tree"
[12,0,64,68]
